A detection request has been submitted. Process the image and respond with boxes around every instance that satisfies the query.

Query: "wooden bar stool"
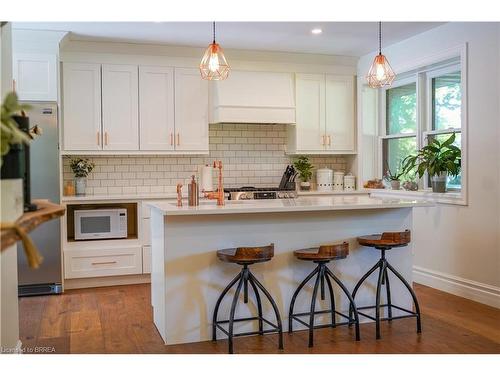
[212,243,284,354]
[349,230,422,339]
[289,242,360,347]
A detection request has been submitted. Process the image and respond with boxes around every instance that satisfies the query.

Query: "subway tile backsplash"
[62,124,347,196]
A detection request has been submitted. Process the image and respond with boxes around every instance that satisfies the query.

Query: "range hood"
[209,70,296,124]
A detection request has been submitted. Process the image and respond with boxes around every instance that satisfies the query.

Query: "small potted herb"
[384,162,405,190]
[402,133,461,193]
[293,156,313,191]
[69,157,95,196]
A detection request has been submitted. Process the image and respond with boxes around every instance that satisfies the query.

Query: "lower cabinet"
[64,245,142,279]
[142,246,152,274]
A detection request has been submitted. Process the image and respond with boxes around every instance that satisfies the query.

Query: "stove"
[224,187,297,200]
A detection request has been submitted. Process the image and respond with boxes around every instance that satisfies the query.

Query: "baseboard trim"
[64,274,151,290]
[413,266,500,309]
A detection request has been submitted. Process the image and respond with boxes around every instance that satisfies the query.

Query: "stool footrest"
[216,316,278,330]
[356,304,418,322]
[291,315,352,330]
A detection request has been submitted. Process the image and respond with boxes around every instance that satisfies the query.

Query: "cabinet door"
[62,63,102,151]
[13,52,57,101]
[174,68,209,152]
[139,66,175,150]
[325,75,355,152]
[102,64,139,150]
[295,74,325,152]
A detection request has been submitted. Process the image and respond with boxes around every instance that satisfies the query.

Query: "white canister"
[316,167,333,191]
[333,171,345,191]
[344,173,356,191]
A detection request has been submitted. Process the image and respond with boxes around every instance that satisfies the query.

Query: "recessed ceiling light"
[311,28,322,35]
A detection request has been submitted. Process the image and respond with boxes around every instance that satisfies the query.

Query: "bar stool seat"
[357,231,411,248]
[217,246,274,264]
[349,230,422,340]
[212,244,283,354]
[294,243,349,261]
[289,242,360,347]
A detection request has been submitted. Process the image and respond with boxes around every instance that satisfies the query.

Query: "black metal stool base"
[349,248,422,339]
[289,261,361,347]
[212,264,284,354]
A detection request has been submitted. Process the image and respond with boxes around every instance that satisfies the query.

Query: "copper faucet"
[203,161,224,206]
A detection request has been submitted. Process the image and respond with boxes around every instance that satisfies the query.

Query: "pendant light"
[199,22,230,80]
[366,22,396,88]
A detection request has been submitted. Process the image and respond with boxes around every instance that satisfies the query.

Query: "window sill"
[367,188,467,206]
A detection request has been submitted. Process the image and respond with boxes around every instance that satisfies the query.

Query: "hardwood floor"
[18,283,500,354]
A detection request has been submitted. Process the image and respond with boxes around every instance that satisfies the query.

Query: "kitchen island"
[148,195,431,345]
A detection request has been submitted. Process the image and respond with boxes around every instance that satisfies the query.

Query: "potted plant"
[69,157,95,196]
[402,133,461,193]
[384,161,405,190]
[293,156,313,191]
[1,92,32,220]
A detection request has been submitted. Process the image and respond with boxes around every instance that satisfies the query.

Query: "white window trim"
[375,43,468,206]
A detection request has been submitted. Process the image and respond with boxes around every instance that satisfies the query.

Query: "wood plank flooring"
[18,283,500,354]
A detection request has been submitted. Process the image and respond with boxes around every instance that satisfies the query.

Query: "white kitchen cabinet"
[102,64,139,150]
[293,74,325,152]
[288,73,356,154]
[325,75,355,152]
[142,246,152,274]
[174,68,209,152]
[139,66,175,151]
[64,246,143,279]
[62,63,102,151]
[13,52,57,101]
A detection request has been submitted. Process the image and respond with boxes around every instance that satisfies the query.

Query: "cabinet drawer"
[64,246,142,279]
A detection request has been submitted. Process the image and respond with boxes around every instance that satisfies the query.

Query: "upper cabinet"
[62,63,102,151]
[13,52,57,101]
[139,66,175,151]
[287,73,355,154]
[102,64,139,150]
[210,70,295,124]
[61,64,209,154]
[174,68,209,152]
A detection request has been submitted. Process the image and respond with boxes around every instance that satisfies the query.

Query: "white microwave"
[74,208,128,240]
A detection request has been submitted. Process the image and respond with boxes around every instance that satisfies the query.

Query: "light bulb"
[375,63,386,81]
[208,53,220,72]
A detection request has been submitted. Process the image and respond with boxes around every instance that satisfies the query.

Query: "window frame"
[375,44,468,205]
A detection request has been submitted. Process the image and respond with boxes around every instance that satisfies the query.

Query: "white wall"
[358,22,500,307]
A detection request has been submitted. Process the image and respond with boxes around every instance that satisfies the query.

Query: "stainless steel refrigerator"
[17,102,62,296]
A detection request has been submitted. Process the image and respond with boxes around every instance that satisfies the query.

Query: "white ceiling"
[13,22,444,57]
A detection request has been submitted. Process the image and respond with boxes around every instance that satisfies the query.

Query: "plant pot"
[431,172,447,193]
[300,181,311,191]
[390,180,401,190]
[75,177,87,196]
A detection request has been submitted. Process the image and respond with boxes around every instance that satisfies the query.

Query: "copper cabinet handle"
[105,132,109,146]
[12,79,16,91]
[97,131,100,146]
[177,133,180,146]
[91,261,117,265]
[170,133,174,146]
[321,135,325,145]
[327,135,331,146]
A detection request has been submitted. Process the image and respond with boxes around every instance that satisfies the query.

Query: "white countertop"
[147,195,432,216]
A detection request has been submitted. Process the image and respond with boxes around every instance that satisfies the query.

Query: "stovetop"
[224,186,292,192]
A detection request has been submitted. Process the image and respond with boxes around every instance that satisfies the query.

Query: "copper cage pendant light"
[366,22,396,88]
[199,22,230,80]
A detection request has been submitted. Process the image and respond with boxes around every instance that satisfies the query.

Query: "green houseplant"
[69,157,95,196]
[402,133,461,193]
[293,156,313,191]
[1,92,31,167]
[384,161,406,190]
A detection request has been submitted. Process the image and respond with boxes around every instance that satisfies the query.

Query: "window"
[379,59,465,194]
[382,81,417,180]
[425,70,462,190]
